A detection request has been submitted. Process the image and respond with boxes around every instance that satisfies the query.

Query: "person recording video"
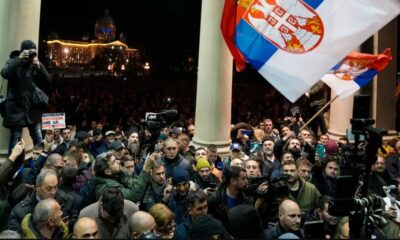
[1,40,51,154]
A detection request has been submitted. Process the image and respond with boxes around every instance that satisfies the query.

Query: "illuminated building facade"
[45,10,144,77]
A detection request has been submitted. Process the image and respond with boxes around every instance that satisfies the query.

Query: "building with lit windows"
[45,10,145,77]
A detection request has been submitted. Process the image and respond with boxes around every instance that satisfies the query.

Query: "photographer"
[304,195,347,239]
[1,40,51,154]
[369,156,396,197]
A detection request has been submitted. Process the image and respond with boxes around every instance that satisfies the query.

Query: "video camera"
[247,175,290,198]
[328,95,390,238]
[143,110,178,132]
[140,109,178,144]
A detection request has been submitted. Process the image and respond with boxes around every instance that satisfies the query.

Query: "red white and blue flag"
[223,0,400,102]
[322,49,393,100]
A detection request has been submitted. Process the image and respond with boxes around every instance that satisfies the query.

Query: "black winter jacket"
[7,190,79,232]
[0,57,50,128]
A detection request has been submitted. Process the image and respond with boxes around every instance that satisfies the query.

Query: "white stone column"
[0,0,42,157]
[372,18,398,138]
[328,93,354,140]
[192,0,233,154]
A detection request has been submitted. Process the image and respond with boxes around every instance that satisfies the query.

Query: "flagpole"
[300,95,339,131]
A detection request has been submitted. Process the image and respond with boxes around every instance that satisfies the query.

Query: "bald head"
[279,199,299,214]
[129,211,156,239]
[73,217,98,239]
[279,200,301,232]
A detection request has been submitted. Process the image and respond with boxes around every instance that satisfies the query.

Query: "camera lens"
[28,50,37,60]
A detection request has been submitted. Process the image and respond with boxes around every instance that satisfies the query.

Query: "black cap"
[20,40,36,51]
[93,129,103,137]
[75,131,90,141]
[109,141,125,151]
[228,205,265,239]
[190,215,225,239]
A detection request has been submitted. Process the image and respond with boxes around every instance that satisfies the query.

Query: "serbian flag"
[221,0,249,71]
[322,49,393,100]
[234,0,400,102]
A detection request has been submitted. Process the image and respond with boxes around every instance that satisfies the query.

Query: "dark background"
[39,0,202,74]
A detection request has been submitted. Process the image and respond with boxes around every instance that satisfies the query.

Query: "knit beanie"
[20,40,36,51]
[172,168,189,185]
[228,205,265,239]
[324,139,339,155]
[158,133,168,141]
[190,215,225,239]
[196,158,211,171]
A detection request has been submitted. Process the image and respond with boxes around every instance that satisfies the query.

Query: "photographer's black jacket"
[208,185,253,233]
[0,57,50,128]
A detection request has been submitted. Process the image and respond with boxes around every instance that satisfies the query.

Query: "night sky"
[39,0,202,69]
[39,1,399,77]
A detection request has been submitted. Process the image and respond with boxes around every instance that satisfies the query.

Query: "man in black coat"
[1,40,51,154]
[7,169,79,233]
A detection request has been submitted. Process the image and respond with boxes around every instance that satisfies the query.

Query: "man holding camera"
[1,40,51,154]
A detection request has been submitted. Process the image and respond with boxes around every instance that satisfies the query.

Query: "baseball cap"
[105,130,116,136]
[109,141,125,151]
[75,131,90,141]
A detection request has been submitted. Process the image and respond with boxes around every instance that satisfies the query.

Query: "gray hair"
[32,199,58,228]
[0,230,20,239]
[153,158,164,169]
[36,169,58,185]
[44,153,62,168]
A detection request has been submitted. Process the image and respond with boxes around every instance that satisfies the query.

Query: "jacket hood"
[21,213,69,239]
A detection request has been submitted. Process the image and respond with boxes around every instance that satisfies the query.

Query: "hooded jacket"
[7,190,78,233]
[21,213,68,239]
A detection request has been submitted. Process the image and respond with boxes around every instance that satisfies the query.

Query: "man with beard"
[297,158,313,182]
[109,141,127,161]
[312,157,339,197]
[79,187,138,239]
[261,137,279,177]
[141,158,167,211]
[126,130,141,159]
[266,199,304,239]
[187,124,195,140]
[208,166,253,232]
[162,168,192,224]
[52,127,72,155]
[89,129,108,158]
[193,158,220,194]
[283,160,320,215]
[92,151,153,202]
[285,138,302,160]
[275,135,315,164]
[368,156,396,197]
[174,190,209,240]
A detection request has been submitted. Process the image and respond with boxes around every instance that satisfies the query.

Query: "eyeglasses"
[158,220,176,233]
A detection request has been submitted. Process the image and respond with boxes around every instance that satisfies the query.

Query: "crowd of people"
[1,40,400,239]
[0,115,400,239]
